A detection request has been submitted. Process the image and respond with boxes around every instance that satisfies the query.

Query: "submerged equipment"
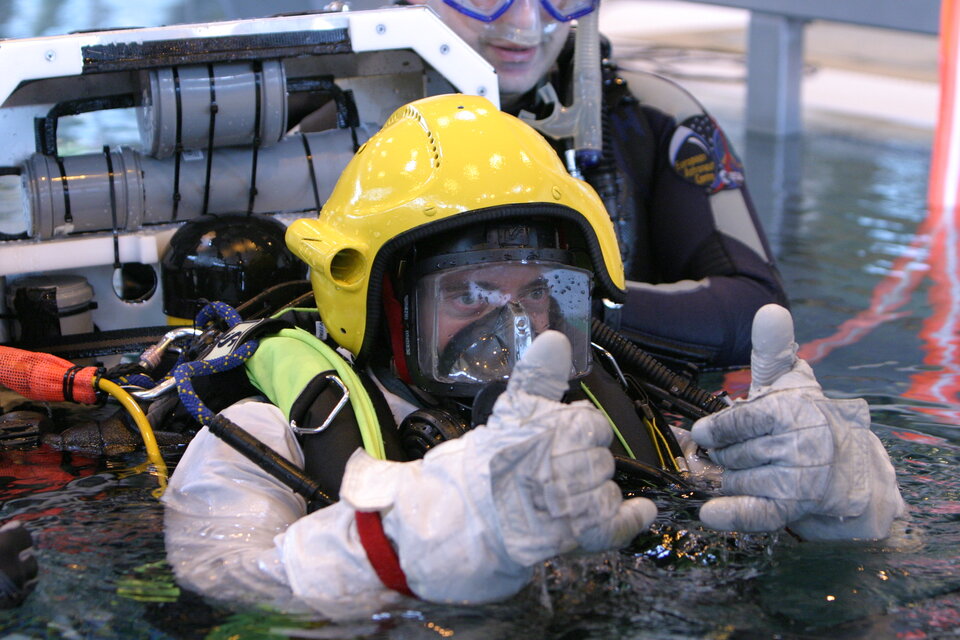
[0,521,36,609]
[0,345,168,494]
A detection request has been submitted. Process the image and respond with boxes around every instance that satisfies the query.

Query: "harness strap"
[355,511,415,597]
[245,327,386,460]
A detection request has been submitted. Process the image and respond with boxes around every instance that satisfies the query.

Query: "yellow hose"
[97,378,168,496]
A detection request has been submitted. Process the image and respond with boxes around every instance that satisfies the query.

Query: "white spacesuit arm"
[161,399,402,619]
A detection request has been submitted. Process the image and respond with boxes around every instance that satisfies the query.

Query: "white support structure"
[681,0,941,135]
[0,7,499,335]
[746,13,805,136]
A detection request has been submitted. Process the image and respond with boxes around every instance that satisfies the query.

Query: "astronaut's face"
[415,260,593,385]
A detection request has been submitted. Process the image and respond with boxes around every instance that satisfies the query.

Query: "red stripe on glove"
[355,511,415,597]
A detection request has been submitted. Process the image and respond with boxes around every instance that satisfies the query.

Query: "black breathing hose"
[208,415,334,508]
[591,318,728,418]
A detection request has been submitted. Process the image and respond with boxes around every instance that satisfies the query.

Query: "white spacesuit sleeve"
[161,399,403,619]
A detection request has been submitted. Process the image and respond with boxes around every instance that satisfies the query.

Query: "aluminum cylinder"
[21,148,145,239]
[137,60,288,159]
[22,126,373,239]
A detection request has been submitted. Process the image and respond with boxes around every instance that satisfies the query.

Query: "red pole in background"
[725,1,960,426]
[904,0,960,411]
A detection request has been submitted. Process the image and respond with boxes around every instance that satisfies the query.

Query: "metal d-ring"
[290,374,350,435]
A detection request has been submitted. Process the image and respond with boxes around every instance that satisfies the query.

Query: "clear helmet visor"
[441,0,598,22]
[416,260,592,386]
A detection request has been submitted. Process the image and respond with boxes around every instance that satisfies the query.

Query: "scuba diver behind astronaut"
[161,95,906,618]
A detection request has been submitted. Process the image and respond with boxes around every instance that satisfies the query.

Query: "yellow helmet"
[286,94,625,360]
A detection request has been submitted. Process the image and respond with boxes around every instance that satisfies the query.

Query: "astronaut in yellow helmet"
[162,95,905,617]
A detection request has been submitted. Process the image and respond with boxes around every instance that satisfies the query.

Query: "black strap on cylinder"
[201,64,218,216]
[247,61,263,215]
[299,133,322,213]
[54,157,73,226]
[103,146,121,269]
[172,66,184,221]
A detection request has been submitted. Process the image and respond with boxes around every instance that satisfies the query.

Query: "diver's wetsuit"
[516,47,788,369]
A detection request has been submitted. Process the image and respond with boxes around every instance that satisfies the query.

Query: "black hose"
[614,456,710,498]
[592,318,728,417]
[208,414,334,507]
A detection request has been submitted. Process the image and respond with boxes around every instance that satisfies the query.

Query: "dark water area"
[1,2,959,639]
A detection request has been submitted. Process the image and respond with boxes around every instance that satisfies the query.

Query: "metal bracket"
[290,374,351,435]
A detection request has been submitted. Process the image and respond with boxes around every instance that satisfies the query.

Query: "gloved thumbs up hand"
[691,305,906,540]
[502,329,573,401]
[484,330,657,563]
[342,330,656,604]
[748,303,817,392]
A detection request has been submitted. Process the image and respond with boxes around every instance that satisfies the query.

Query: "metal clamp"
[591,341,628,389]
[290,374,350,435]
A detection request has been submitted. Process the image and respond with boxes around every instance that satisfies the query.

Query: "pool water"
[2,4,960,640]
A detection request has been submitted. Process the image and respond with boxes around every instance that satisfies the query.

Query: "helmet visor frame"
[441,0,598,23]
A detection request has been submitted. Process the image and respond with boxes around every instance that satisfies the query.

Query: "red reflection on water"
[0,445,99,501]
[719,2,960,424]
[787,206,960,424]
[891,431,947,445]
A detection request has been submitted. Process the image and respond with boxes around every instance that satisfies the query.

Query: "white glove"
[340,330,657,603]
[691,304,906,540]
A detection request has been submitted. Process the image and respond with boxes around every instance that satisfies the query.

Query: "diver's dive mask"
[441,0,598,22]
[414,260,592,393]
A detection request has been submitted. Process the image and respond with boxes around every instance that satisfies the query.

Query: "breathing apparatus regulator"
[515,0,603,178]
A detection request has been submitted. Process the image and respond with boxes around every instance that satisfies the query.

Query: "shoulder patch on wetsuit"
[668,115,744,193]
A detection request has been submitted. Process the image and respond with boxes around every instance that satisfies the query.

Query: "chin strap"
[355,511,415,598]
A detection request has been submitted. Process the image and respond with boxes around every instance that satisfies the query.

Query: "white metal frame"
[0,7,498,335]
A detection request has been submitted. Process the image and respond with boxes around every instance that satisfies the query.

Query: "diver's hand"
[340,330,655,603]
[0,520,37,608]
[482,330,657,563]
[691,304,906,540]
